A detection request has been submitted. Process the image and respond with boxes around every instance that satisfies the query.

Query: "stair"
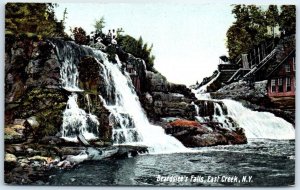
[243,48,277,79]
[227,68,251,83]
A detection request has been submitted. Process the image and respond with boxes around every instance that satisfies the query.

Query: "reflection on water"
[49,139,295,186]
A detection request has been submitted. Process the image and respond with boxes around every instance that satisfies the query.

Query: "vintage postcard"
[4,2,295,186]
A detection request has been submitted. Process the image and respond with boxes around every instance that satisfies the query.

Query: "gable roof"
[266,49,295,79]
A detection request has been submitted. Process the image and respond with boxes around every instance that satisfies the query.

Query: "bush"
[118,35,155,71]
[72,27,88,45]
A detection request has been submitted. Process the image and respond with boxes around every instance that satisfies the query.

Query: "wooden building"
[267,50,295,97]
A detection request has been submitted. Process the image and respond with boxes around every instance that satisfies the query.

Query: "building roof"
[219,55,229,62]
[266,49,295,79]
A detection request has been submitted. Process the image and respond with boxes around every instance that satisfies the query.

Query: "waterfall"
[54,40,100,142]
[222,99,295,139]
[192,71,220,100]
[54,40,93,92]
[93,51,187,153]
[55,39,187,153]
[61,93,99,142]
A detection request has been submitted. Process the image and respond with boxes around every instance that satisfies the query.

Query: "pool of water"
[49,139,295,186]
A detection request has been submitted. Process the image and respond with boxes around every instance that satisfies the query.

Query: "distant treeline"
[5,3,66,38]
[226,5,295,61]
[5,3,155,71]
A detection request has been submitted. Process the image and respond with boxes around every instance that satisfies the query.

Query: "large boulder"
[163,118,247,147]
[186,133,228,147]
[142,91,196,119]
[5,153,18,171]
[145,71,170,92]
[211,80,268,102]
[25,56,61,88]
[78,56,103,92]
[5,120,29,143]
[169,83,196,99]
[126,54,147,93]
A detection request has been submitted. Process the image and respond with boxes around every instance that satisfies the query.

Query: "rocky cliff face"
[5,36,248,183]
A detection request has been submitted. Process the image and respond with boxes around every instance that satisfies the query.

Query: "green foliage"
[118,35,155,71]
[279,5,296,35]
[227,5,267,60]
[72,27,88,45]
[266,5,279,37]
[226,4,296,60]
[94,16,105,34]
[5,3,66,38]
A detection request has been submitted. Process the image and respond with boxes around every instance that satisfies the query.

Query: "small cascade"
[61,93,99,142]
[191,102,199,116]
[192,71,220,100]
[211,102,236,130]
[222,99,295,139]
[194,100,236,130]
[192,89,211,100]
[53,40,94,91]
[94,58,115,103]
[85,94,92,113]
[193,102,210,124]
[109,109,141,144]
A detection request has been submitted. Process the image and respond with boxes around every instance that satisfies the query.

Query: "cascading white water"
[94,51,188,153]
[193,100,236,131]
[54,40,101,141]
[61,93,99,142]
[192,89,211,100]
[191,102,199,116]
[55,40,187,153]
[85,94,91,113]
[192,79,295,140]
[55,42,84,92]
[57,40,294,151]
[192,71,220,100]
[222,99,295,139]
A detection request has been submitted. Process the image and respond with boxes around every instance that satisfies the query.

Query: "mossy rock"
[8,87,69,139]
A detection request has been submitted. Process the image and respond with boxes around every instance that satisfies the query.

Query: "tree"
[118,35,155,71]
[266,5,279,38]
[94,16,105,34]
[226,5,268,60]
[72,27,88,45]
[279,5,296,35]
[247,5,267,45]
[62,8,68,23]
[226,4,296,62]
[5,3,65,37]
[226,24,251,60]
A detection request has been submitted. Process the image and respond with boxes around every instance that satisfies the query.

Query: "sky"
[54,3,235,86]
